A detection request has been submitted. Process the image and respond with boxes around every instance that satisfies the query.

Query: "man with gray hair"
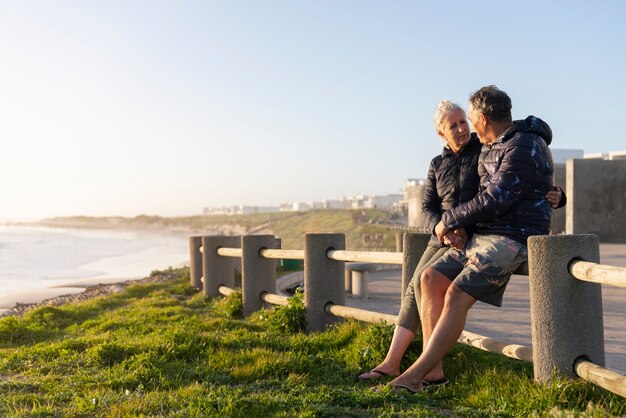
[388,85,555,393]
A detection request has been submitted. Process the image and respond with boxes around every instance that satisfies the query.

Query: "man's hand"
[546,187,562,209]
[443,227,468,250]
[434,220,448,242]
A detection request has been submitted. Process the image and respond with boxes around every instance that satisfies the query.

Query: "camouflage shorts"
[429,234,527,307]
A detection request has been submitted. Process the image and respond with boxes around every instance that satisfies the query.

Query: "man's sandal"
[357,369,392,381]
[388,383,420,394]
[422,378,449,389]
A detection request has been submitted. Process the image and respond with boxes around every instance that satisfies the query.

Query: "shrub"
[214,289,243,319]
[264,288,306,334]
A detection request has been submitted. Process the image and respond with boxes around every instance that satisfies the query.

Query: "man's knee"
[421,267,450,292]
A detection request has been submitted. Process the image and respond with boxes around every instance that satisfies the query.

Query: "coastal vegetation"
[0,268,623,417]
[37,209,404,251]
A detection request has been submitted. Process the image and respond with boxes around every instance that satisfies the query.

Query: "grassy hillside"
[39,209,406,251]
[0,268,623,417]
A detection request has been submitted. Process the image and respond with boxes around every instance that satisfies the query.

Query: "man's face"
[468,104,487,143]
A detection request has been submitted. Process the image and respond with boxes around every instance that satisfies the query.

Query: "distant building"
[292,202,311,211]
[203,205,279,216]
[365,194,404,210]
[552,149,584,164]
[322,199,350,210]
[584,150,626,160]
[609,150,626,160]
[278,203,293,212]
[404,179,426,229]
[350,195,366,209]
[240,205,280,215]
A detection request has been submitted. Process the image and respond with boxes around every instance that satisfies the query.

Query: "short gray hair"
[434,99,465,131]
[468,85,512,123]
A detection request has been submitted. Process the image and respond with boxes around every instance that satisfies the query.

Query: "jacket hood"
[507,115,553,145]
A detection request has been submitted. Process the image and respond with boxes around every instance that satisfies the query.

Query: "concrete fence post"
[189,236,203,290]
[395,232,403,252]
[274,237,282,273]
[344,268,353,294]
[304,233,345,333]
[402,233,431,297]
[241,234,279,316]
[528,234,604,381]
[351,270,369,299]
[201,235,239,298]
[232,237,243,288]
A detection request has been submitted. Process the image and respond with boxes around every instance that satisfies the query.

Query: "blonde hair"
[434,99,465,131]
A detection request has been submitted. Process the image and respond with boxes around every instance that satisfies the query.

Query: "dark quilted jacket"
[422,134,481,247]
[441,116,555,244]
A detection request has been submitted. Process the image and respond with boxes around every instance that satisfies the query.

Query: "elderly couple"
[358,85,565,393]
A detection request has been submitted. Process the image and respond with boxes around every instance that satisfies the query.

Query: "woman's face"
[437,109,470,153]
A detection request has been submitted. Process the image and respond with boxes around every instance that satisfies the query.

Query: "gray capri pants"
[396,244,450,333]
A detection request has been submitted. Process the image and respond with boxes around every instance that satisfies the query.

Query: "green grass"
[0,268,623,417]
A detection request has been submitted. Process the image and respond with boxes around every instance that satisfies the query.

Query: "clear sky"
[1,1,625,220]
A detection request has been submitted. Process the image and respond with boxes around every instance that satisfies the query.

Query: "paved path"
[345,243,626,373]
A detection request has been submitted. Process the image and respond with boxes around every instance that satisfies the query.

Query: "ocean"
[0,225,189,299]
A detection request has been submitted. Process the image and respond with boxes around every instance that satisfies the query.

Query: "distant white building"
[347,194,364,209]
[584,150,626,160]
[203,206,236,215]
[404,179,426,229]
[203,205,279,216]
[552,149,584,164]
[292,202,311,211]
[278,203,294,212]
[203,190,419,216]
[323,199,350,209]
[239,205,280,215]
[365,194,404,209]
[554,149,626,162]
[609,150,626,160]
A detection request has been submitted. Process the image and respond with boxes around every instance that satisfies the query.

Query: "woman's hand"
[443,227,467,250]
[546,187,562,209]
[435,220,448,242]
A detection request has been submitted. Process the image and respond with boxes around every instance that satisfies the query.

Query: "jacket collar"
[441,134,480,157]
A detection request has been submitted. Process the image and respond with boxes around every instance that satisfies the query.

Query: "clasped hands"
[435,188,562,250]
[434,221,467,250]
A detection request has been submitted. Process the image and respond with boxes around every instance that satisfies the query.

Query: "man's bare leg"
[389,281,476,391]
[360,266,449,381]
[357,325,415,380]
[418,266,453,382]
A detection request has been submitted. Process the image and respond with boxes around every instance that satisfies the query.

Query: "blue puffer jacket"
[422,134,481,247]
[441,116,555,245]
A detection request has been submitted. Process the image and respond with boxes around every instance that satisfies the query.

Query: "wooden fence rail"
[569,260,626,288]
[575,358,626,398]
[260,249,305,260]
[326,250,402,265]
